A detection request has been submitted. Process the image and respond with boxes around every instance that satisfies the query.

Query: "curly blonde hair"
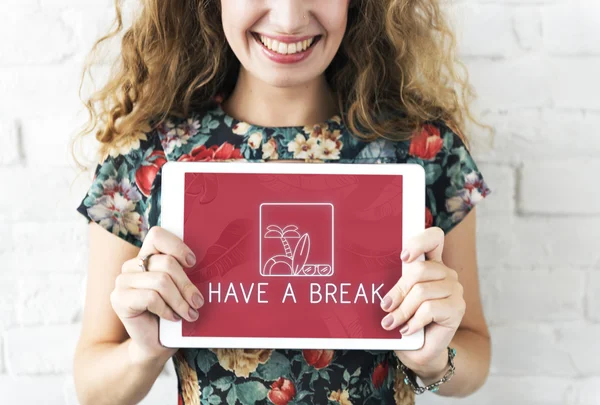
[72,0,489,166]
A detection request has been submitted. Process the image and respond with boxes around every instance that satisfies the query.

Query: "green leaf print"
[343,369,350,384]
[235,381,268,405]
[202,385,214,397]
[443,130,454,150]
[226,388,237,405]
[436,212,453,232]
[452,146,467,163]
[425,163,442,185]
[426,187,437,216]
[295,391,312,401]
[445,185,458,198]
[212,376,233,392]
[196,351,218,375]
[253,351,291,380]
[98,158,116,179]
[208,395,222,404]
[447,161,460,179]
[201,114,220,132]
[117,161,129,180]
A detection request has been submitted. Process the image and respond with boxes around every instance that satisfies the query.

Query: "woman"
[72,0,492,404]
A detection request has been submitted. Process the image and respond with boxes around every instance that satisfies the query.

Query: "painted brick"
[0,375,66,404]
[0,167,92,222]
[4,324,80,375]
[446,3,515,58]
[418,376,573,405]
[6,221,89,272]
[475,163,515,214]
[0,6,76,66]
[519,158,600,214]
[586,272,600,322]
[17,274,84,326]
[0,119,21,166]
[513,7,543,51]
[465,55,552,111]
[543,1,600,55]
[550,58,600,110]
[477,216,600,270]
[555,321,600,376]
[480,269,585,324]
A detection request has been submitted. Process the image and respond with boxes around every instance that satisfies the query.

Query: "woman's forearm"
[413,328,491,397]
[74,339,171,405]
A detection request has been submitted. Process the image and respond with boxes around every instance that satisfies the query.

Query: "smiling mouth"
[251,32,322,55]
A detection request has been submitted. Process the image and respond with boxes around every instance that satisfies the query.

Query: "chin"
[256,71,317,89]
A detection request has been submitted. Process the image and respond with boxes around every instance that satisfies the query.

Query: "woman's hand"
[110,226,204,365]
[380,227,466,380]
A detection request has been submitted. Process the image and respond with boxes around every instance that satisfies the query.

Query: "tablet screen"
[182,172,404,340]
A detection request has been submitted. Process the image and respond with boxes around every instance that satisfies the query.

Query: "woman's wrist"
[411,350,450,385]
[397,347,457,395]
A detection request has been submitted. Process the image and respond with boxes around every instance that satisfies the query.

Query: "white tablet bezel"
[160,161,425,350]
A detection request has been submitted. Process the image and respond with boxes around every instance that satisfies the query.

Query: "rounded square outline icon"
[259,203,334,277]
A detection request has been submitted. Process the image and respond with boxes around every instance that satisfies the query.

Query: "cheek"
[220,1,259,46]
[316,7,348,41]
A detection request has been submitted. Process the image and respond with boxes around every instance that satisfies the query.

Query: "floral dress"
[76,98,491,405]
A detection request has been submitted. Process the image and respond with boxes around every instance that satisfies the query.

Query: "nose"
[268,0,310,35]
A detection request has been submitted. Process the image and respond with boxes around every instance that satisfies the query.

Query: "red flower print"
[425,207,433,228]
[178,143,243,162]
[214,142,243,160]
[302,349,334,369]
[409,124,443,160]
[135,150,167,197]
[268,377,296,405]
[372,361,389,389]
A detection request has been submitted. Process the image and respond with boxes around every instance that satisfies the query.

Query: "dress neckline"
[212,99,345,132]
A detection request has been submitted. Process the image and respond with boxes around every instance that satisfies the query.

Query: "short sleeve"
[76,128,167,248]
[407,120,492,234]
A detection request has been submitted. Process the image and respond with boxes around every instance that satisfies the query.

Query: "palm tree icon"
[262,224,310,275]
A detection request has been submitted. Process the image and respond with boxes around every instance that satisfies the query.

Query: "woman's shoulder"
[76,120,169,247]
[363,118,492,234]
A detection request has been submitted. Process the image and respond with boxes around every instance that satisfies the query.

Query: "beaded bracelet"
[396,347,456,394]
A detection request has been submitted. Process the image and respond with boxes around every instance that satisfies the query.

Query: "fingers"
[380,260,451,313]
[400,226,445,263]
[111,288,181,322]
[400,295,465,336]
[115,271,200,322]
[380,279,458,331]
[124,253,205,310]
[138,226,197,268]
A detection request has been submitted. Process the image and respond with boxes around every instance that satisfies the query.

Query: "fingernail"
[192,293,204,308]
[381,296,392,311]
[400,324,409,334]
[187,252,196,267]
[400,250,410,261]
[382,314,393,328]
[188,308,199,320]
[173,313,181,321]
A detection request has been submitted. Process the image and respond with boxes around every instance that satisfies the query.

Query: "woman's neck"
[221,68,338,127]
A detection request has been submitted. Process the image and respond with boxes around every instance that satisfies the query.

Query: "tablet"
[160,161,425,350]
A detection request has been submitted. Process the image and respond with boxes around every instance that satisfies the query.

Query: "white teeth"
[256,34,317,55]
[278,42,287,54]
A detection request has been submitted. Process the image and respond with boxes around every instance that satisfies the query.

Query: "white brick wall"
[0,0,598,404]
